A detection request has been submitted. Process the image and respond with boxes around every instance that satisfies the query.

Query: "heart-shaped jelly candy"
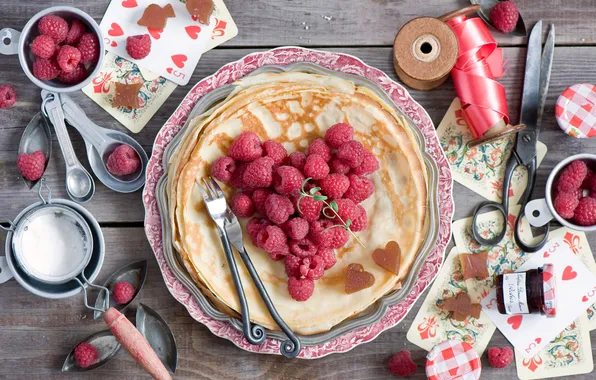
[372,241,401,274]
[345,263,375,294]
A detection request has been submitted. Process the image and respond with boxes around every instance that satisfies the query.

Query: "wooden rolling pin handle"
[104,307,172,380]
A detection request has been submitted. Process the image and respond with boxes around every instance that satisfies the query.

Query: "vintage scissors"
[472,21,554,253]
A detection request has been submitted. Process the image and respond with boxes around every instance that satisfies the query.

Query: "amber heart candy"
[186,0,214,25]
[372,241,401,274]
[345,263,375,294]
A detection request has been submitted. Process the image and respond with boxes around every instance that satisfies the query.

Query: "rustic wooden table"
[1,0,595,379]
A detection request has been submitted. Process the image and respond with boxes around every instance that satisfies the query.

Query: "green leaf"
[309,187,321,195]
[313,195,328,201]
[329,200,338,212]
[345,219,352,229]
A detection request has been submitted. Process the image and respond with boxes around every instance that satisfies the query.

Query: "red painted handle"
[104,307,172,380]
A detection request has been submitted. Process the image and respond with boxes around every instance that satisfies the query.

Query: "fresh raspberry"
[329,155,351,174]
[325,123,354,149]
[33,57,61,80]
[74,342,99,368]
[310,220,349,249]
[56,45,81,72]
[30,35,56,59]
[285,254,302,277]
[274,165,305,195]
[319,173,349,200]
[228,163,248,189]
[66,19,86,45]
[299,255,325,280]
[289,151,307,171]
[387,350,417,376]
[211,156,236,182]
[307,138,332,162]
[231,192,255,218]
[351,205,368,231]
[337,140,365,168]
[352,150,379,175]
[246,217,271,243]
[228,132,263,162]
[556,160,588,193]
[316,247,337,270]
[304,154,330,180]
[17,150,45,181]
[553,191,580,219]
[243,157,275,188]
[263,140,288,164]
[573,188,585,200]
[582,169,594,189]
[488,346,514,368]
[333,198,361,223]
[256,225,287,252]
[77,33,100,63]
[265,194,294,225]
[57,64,87,84]
[289,238,318,258]
[344,174,374,203]
[574,197,596,226]
[287,276,315,301]
[490,1,519,33]
[0,84,17,109]
[106,145,140,176]
[268,242,290,261]
[113,281,135,304]
[38,15,68,43]
[294,193,323,222]
[251,188,273,215]
[126,34,151,60]
[284,217,309,240]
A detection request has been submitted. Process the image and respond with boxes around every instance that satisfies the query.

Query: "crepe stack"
[167,72,428,335]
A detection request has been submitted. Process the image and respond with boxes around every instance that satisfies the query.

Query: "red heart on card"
[108,23,124,37]
[562,266,577,281]
[507,315,522,330]
[543,251,550,258]
[543,271,553,282]
[166,68,173,74]
[171,54,187,68]
[185,25,202,40]
[121,0,137,8]
[110,41,117,47]
[535,337,541,344]
[148,28,163,39]
[583,295,589,302]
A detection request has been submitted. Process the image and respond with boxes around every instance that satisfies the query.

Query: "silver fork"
[196,178,266,345]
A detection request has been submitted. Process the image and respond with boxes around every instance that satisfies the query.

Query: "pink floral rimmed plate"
[143,47,454,358]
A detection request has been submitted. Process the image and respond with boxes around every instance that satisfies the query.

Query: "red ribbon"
[445,16,509,139]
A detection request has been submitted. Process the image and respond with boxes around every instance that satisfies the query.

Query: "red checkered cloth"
[555,83,596,138]
[426,340,481,380]
[542,264,557,317]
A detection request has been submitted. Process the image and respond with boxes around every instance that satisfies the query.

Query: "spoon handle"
[60,94,112,152]
[42,93,79,169]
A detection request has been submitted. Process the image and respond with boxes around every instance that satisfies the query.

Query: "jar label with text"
[502,273,529,314]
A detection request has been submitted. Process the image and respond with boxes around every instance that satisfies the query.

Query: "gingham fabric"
[426,340,481,380]
[555,83,596,138]
[542,264,557,317]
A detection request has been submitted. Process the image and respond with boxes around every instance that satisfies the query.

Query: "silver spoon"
[17,112,52,189]
[470,0,527,37]
[41,91,95,203]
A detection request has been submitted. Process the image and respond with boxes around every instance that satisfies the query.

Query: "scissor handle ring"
[472,201,508,247]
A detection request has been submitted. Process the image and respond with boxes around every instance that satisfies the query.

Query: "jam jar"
[495,264,556,317]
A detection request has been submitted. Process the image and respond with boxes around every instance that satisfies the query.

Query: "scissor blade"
[536,24,555,132]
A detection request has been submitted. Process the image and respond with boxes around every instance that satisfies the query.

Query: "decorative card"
[200,0,239,53]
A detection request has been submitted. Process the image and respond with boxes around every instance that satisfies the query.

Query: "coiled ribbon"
[445,15,509,139]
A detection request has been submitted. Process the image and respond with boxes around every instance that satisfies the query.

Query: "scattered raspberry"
[337,140,365,168]
[274,165,305,195]
[284,217,309,240]
[333,198,361,223]
[303,154,330,180]
[553,191,580,219]
[30,35,56,59]
[77,33,100,63]
[285,254,302,277]
[344,174,375,203]
[126,34,151,60]
[251,188,273,215]
[265,194,294,225]
[352,150,380,176]
[74,342,99,368]
[211,156,236,182]
[228,132,263,162]
[325,123,354,149]
[307,138,332,162]
[231,192,255,218]
[316,248,337,270]
[33,57,61,80]
[0,84,17,109]
[57,64,87,84]
[38,15,68,43]
[289,238,318,258]
[113,281,135,304]
[56,45,81,72]
[243,157,275,188]
[17,150,45,181]
[294,193,323,222]
[351,205,368,231]
[269,243,290,261]
[329,155,351,175]
[574,197,596,226]
[387,350,417,377]
[490,1,519,33]
[488,346,514,368]
[289,151,307,171]
[320,173,350,200]
[556,160,588,193]
[246,217,271,243]
[256,225,287,252]
[106,145,141,176]
[299,255,325,280]
[287,276,315,301]
[263,140,288,164]
[66,19,86,45]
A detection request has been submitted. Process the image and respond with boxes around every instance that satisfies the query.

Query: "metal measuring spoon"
[62,330,121,372]
[470,0,527,37]
[17,112,52,189]
[136,304,178,374]
[41,91,95,203]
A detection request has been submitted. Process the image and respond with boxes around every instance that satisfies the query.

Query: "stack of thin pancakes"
[167,72,427,335]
